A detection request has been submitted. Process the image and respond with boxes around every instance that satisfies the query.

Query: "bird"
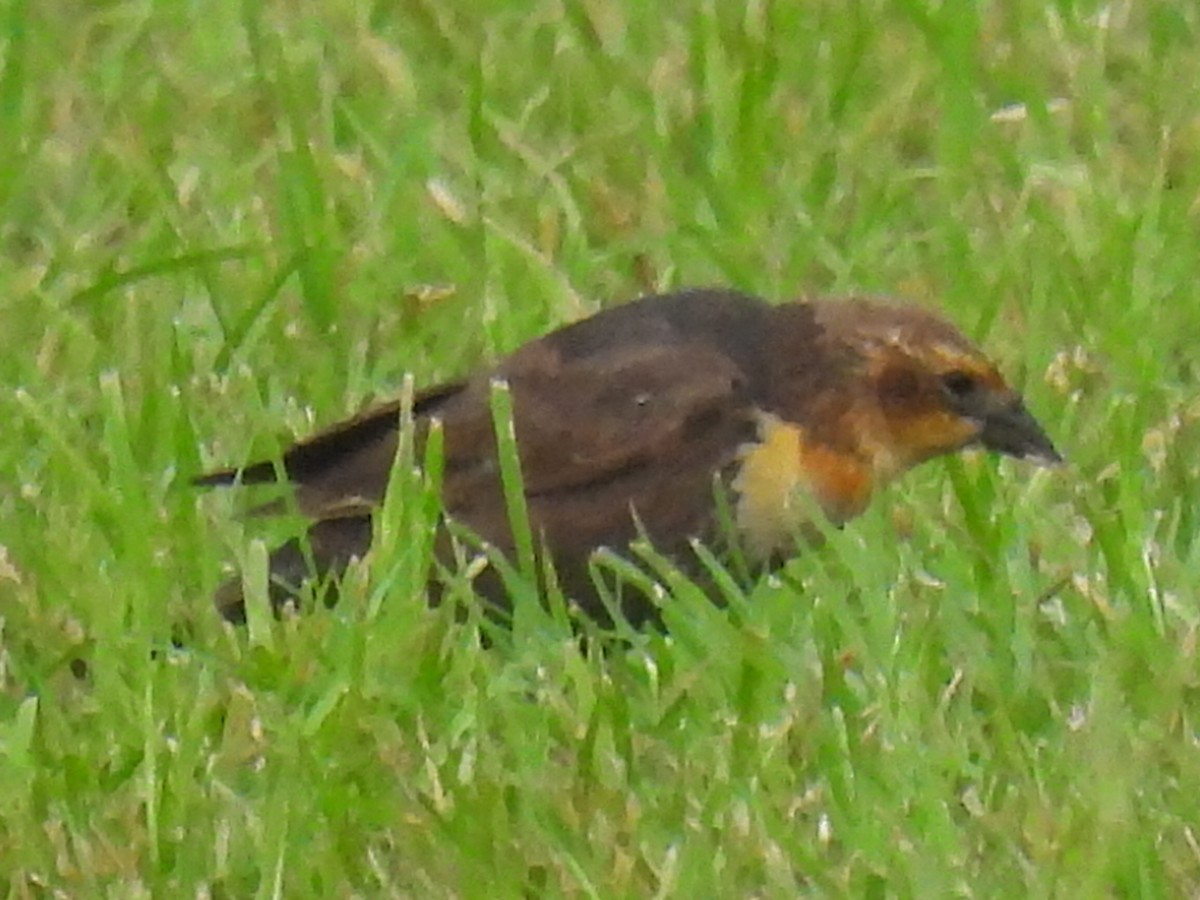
[195,287,1062,626]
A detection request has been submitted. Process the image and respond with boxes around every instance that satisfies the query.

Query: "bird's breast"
[731,413,874,559]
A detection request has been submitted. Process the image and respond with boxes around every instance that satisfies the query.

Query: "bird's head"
[812,299,1063,476]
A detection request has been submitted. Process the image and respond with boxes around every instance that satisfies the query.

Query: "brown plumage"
[196,288,1061,625]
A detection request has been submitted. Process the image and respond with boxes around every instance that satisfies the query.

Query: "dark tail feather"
[194,459,283,488]
[214,515,375,622]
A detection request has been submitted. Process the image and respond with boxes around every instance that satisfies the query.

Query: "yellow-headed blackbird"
[196,288,1061,625]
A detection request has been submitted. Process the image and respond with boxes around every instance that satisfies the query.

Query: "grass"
[3,0,1200,895]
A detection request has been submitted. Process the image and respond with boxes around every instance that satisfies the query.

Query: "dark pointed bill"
[979,400,1063,465]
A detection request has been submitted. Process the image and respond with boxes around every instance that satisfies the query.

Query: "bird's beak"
[978,398,1063,465]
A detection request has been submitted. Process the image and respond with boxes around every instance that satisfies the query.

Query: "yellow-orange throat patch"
[732,414,874,559]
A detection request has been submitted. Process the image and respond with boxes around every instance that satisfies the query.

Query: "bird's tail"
[214,515,375,622]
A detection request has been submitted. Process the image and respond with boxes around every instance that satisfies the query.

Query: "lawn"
[3,0,1200,895]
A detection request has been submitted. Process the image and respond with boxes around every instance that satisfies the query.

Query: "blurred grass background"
[3,0,1200,895]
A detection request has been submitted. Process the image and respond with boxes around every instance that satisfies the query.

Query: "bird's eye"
[941,370,978,399]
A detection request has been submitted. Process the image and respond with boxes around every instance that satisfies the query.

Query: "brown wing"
[195,288,780,521]
[437,338,757,563]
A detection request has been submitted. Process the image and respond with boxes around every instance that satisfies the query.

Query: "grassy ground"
[3,0,1200,895]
